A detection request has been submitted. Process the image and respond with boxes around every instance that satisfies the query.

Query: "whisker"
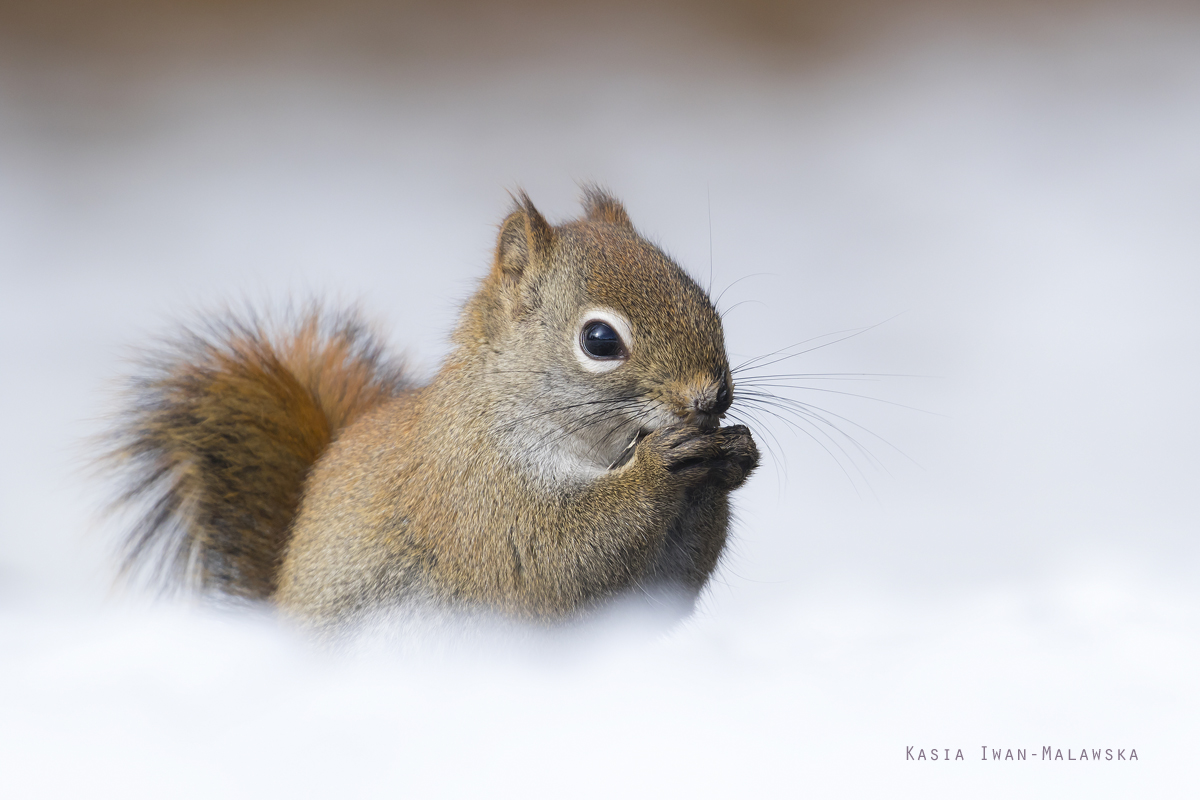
[737,400,868,499]
[718,299,768,322]
[735,372,934,381]
[737,390,921,468]
[552,402,645,440]
[763,399,893,477]
[738,384,942,417]
[500,395,646,431]
[738,393,884,478]
[738,393,885,470]
[706,184,713,295]
[488,372,564,384]
[731,314,904,375]
[713,272,773,314]
[535,399,655,453]
[727,408,789,489]
[730,326,872,373]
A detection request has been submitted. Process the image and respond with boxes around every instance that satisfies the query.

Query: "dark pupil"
[583,321,623,358]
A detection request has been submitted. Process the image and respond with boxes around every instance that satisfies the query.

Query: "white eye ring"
[573,307,633,374]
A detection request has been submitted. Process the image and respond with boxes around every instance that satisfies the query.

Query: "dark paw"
[707,424,760,490]
[641,424,759,490]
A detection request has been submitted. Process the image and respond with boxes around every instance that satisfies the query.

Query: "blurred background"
[1,1,1198,797]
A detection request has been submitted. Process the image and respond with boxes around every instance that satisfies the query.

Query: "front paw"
[708,424,759,490]
[639,424,759,491]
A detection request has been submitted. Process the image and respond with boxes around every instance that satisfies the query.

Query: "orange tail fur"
[106,308,410,600]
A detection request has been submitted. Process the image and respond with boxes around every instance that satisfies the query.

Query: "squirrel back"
[108,311,409,599]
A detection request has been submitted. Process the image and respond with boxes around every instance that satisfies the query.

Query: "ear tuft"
[581,185,632,228]
[496,191,555,279]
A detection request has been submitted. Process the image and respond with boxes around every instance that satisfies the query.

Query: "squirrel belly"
[108,188,759,635]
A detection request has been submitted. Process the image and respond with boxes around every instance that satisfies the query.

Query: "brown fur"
[108,190,758,634]
[276,190,758,633]
[108,311,409,599]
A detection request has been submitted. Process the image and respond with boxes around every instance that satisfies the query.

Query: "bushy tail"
[105,307,410,600]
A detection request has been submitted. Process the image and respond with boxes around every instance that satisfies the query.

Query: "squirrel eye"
[581,320,626,359]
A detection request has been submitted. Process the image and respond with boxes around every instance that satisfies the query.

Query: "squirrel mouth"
[608,428,649,470]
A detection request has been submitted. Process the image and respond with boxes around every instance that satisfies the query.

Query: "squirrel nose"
[693,378,733,418]
[715,380,732,414]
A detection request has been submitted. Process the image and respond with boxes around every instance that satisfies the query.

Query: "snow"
[1,3,1198,796]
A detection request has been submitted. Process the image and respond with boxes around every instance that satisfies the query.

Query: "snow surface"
[1,3,1198,797]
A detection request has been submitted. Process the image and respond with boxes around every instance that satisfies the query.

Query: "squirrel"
[107,188,759,637]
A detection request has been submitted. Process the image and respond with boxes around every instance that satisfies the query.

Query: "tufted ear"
[495,191,555,281]
[580,185,632,228]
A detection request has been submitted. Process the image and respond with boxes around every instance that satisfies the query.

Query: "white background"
[1,1,1197,796]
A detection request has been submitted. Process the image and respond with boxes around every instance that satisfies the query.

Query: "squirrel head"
[457,187,734,471]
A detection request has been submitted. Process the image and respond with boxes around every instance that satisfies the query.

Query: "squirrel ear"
[495,191,555,280]
[581,185,632,228]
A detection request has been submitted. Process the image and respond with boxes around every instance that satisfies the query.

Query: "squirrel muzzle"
[683,375,733,432]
